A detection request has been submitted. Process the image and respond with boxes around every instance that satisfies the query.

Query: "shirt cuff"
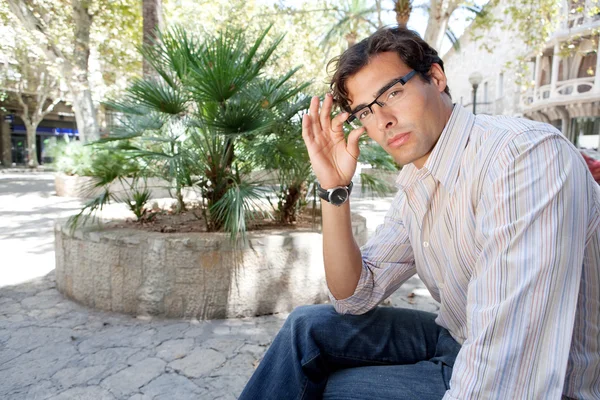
[327,263,371,314]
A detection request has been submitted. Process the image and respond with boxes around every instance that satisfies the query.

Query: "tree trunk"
[0,114,13,166]
[345,32,358,48]
[71,87,99,142]
[142,0,163,78]
[72,0,99,142]
[375,0,383,28]
[24,123,38,167]
[6,0,100,143]
[280,183,306,225]
[424,0,460,51]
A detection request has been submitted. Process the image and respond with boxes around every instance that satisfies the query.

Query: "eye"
[387,89,403,100]
[357,108,372,120]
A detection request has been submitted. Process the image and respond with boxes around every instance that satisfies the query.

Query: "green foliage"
[503,0,562,52]
[126,187,153,221]
[47,138,95,176]
[66,145,151,230]
[71,26,313,241]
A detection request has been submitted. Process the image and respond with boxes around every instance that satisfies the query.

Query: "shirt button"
[423,241,429,248]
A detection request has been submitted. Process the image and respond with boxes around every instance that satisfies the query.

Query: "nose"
[373,104,397,132]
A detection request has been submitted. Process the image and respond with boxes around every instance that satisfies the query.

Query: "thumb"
[346,127,366,160]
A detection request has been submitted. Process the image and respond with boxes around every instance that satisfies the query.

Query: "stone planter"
[54,173,175,199]
[54,214,367,320]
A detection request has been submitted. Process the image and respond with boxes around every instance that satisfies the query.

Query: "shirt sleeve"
[330,189,417,315]
[444,134,591,399]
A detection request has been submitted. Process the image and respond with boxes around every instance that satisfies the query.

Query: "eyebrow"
[348,77,403,114]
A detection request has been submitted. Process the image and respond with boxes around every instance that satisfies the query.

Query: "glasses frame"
[346,70,417,127]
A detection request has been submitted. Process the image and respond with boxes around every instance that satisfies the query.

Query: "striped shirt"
[331,105,600,399]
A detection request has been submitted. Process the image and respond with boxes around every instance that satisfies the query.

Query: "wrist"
[317,181,353,206]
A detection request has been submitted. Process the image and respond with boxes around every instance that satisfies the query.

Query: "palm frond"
[210,182,272,241]
[359,172,396,197]
[126,79,189,115]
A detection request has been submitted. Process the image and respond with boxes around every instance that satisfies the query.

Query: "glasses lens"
[378,82,406,106]
[347,116,363,130]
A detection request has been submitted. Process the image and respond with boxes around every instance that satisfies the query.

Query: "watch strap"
[317,181,353,202]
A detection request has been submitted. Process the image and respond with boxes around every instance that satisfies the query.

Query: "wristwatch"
[317,181,353,206]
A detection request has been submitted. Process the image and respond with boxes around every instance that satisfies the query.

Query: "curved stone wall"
[54,214,367,319]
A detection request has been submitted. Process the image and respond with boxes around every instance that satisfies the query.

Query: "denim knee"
[285,304,336,334]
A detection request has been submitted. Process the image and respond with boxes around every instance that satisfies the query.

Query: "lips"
[387,132,410,148]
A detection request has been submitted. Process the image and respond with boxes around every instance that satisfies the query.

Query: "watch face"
[329,187,348,206]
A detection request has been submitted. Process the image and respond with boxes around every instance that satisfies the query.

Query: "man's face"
[346,52,451,168]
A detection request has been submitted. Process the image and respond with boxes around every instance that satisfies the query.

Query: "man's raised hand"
[301,93,366,189]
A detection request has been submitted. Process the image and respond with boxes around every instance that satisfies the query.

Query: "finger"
[346,126,366,161]
[330,111,349,135]
[302,114,314,145]
[320,93,334,132]
[309,96,322,137]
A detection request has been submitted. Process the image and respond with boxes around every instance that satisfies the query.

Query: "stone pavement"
[0,173,438,400]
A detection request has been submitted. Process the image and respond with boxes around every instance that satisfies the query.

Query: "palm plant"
[394,0,412,28]
[321,0,378,49]
[72,26,311,239]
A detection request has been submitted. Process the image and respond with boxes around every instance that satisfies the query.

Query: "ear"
[429,63,448,94]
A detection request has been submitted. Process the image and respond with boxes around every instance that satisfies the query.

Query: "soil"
[109,205,322,233]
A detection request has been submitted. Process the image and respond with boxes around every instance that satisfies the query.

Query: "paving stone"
[153,322,191,343]
[140,371,202,399]
[127,394,153,400]
[199,337,246,354]
[52,365,111,389]
[77,327,157,354]
[83,347,139,366]
[127,349,156,365]
[25,379,62,400]
[183,325,205,338]
[0,343,79,393]
[4,326,74,351]
[155,338,195,362]
[169,348,226,379]
[100,358,166,398]
[210,352,257,378]
[48,385,117,400]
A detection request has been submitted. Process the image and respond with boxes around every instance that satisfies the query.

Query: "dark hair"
[329,27,451,112]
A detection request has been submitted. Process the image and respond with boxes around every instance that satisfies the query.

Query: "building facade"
[443,0,600,150]
[0,99,78,166]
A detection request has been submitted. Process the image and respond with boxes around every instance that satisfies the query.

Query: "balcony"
[562,0,600,30]
[521,77,600,109]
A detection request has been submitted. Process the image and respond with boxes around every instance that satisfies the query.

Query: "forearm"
[321,199,363,300]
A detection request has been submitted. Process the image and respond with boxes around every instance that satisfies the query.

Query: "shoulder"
[464,115,578,174]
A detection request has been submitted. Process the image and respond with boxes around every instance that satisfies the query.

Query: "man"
[239,27,600,399]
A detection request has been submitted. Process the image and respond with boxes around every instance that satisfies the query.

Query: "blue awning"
[11,124,79,136]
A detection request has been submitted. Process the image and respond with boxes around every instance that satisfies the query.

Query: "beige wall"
[442,2,529,117]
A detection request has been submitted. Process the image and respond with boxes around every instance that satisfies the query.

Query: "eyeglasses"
[346,70,417,130]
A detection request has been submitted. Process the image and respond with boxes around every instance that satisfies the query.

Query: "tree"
[394,0,413,28]
[5,0,142,143]
[321,0,378,49]
[8,50,62,167]
[7,0,99,143]
[142,0,163,78]
[0,4,63,167]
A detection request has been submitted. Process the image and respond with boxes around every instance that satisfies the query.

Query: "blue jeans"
[239,305,461,400]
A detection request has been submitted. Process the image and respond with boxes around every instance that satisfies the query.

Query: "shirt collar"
[396,104,475,191]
